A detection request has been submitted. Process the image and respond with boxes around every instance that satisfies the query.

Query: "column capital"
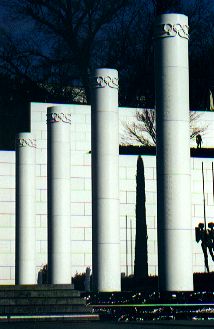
[154,14,189,40]
[154,23,189,39]
[92,75,119,89]
[16,134,36,148]
[46,111,71,124]
[92,68,119,90]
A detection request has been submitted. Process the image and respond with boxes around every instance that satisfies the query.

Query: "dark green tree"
[134,156,148,280]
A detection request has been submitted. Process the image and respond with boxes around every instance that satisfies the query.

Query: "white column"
[91,68,121,291]
[154,14,193,291]
[47,106,71,284]
[15,133,36,284]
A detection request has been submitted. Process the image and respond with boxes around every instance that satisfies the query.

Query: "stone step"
[0,284,74,290]
[0,284,80,298]
[0,289,80,298]
[0,285,91,316]
[0,304,91,315]
[0,297,85,305]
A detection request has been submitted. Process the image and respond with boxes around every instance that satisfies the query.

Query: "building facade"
[0,102,214,284]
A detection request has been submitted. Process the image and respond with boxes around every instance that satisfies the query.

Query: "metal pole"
[130,219,133,275]
[126,215,128,276]
[202,162,207,230]
[212,162,214,205]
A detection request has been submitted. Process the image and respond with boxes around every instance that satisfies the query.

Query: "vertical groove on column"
[154,14,193,291]
[91,68,121,292]
[47,106,71,284]
[15,132,36,284]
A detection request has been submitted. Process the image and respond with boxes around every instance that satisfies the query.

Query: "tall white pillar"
[154,14,193,291]
[91,68,121,291]
[47,106,71,284]
[15,133,36,284]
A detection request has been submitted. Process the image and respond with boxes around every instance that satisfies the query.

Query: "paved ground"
[1,320,214,329]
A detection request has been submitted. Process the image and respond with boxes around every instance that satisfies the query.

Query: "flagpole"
[130,219,133,275]
[126,215,128,276]
[202,162,207,230]
[212,162,214,205]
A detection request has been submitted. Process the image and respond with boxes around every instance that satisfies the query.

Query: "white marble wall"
[0,103,213,283]
[0,151,15,283]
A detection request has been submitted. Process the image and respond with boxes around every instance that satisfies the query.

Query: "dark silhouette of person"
[196,134,202,148]
[196,223,214,272]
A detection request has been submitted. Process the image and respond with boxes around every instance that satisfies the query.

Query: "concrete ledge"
[119,145,214,158]
[0,314,99,322]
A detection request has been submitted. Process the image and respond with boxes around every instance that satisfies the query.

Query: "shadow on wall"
[134,156,148,280]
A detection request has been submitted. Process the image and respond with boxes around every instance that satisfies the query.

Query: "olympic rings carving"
[154,23,189,39]
[92,76,119,89]
[17,138,36,148]
[46,112,71,124]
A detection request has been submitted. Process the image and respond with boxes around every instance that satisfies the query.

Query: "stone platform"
[0,285,97,320]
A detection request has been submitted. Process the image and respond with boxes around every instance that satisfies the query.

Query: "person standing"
[196,134,202,148]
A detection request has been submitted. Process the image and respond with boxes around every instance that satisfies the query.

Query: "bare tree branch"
[123,109,207,146]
